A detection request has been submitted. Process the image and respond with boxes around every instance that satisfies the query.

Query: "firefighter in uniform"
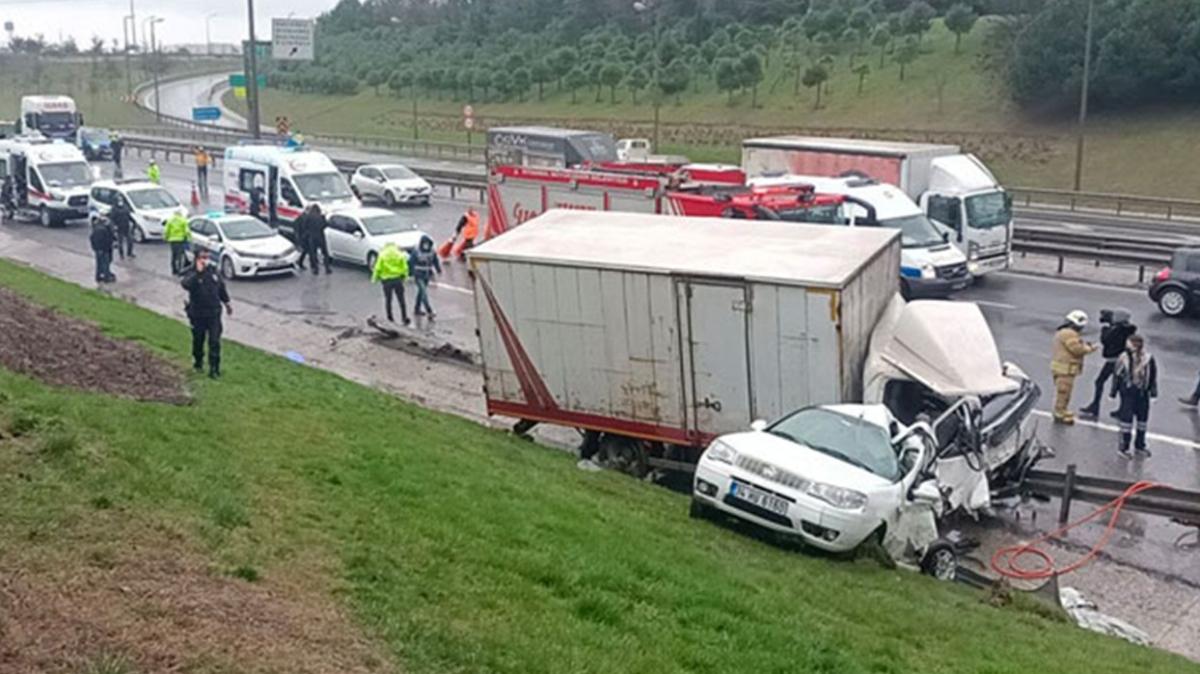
[1050,310,1098,424]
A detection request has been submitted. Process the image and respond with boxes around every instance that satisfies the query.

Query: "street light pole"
[123,16,133,95]
[150,17,163,122]
[1072,0,1095,192]
[246,0,262,138]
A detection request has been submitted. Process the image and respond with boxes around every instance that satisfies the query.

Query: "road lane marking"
[433,282,474,296]
[1031,410,1200,450]
[971,300,1018,310]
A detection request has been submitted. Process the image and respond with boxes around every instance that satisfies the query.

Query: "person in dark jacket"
[293,204,314,270]
[0,175,14,223]
[249,184,266,222]
[89,219,116,283]
[409,235,442,318]
[110,134,124,174]
[181,250,233,379]
[1111,334,1156,458]
[1079,308,1137,420]
[109,197,135,260]
[305,204,332,275]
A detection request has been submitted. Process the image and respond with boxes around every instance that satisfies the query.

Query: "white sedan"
[188,214,299,279]
[692,404,958,579]
[350,164,433,207]
[324,207,429,269]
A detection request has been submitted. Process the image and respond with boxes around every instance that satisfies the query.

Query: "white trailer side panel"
[837,242,903,401]
[747,284,842,421]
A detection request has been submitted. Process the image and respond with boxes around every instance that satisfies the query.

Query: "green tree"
[388,69,412,97]
[739,52,764,107]
[802,64,829,109]
[550,47,578,90]
[841,27,863,65]
[492,70,512,100]
[564,66,587,104]
[625,66,650,104]
[944,3,979,54]
[530,60,552,100]
[894,35,920,80]
[901,1,936,42]
[871,23,893,68]
[656,59,691,105]
[588,61,605,102]
[512,67,532,102]
[852,62,871,94]
[366,69,387,95]
[714,58,741,103]
[474,69,492,100]
[459,69,476,101]
[600,62,625,103]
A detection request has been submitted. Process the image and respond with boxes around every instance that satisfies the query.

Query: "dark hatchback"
[1149,247,1200,317]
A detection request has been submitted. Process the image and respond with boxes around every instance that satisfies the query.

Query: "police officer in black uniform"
[181,250,232,379]
[110,196,135,259]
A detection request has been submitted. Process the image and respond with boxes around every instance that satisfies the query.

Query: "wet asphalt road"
[9,155,1200,495]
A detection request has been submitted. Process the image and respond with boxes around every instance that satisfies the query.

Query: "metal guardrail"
[1012,186,1200,222]
[1024,465,1200,527]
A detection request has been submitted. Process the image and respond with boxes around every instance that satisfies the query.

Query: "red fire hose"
[991,480,1165,580]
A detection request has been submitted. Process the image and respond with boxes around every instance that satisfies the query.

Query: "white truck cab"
[0,136,94,226]
[752,174,972,298]
[616,138,652,161]
[18,95,81,142]
[223,145,360,236]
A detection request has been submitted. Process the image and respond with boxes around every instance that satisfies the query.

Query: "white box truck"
[742,137,1014,277]
[469,210,1042,510]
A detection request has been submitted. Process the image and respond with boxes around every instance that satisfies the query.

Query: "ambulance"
[222,145,359,236]
[0,136,94,226]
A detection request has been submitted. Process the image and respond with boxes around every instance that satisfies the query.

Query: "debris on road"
[1060,586,1151,647]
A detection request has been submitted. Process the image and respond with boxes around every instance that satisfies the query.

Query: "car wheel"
[689,498,714,521]
[384,191,397,208]
[220,256,236,280]
[366,251,378,271]
[920,540,958,582]
[132,225,146,244]
[1157,288,1189,317]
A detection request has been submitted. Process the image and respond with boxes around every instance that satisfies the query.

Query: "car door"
[342,216,371,264]
[1183,252,1200,303]
[324,214,356,262]
[188,218,217,254]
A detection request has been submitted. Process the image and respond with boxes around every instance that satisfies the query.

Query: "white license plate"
[730,481,789,516]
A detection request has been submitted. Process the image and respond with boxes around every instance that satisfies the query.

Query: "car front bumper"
[228,252,299,277]
[693,459,879,553]
[968,252,1011,276]
[905,274,973,298]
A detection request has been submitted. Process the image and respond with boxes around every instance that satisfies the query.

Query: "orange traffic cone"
[437,237,454,261]
[190,183,200,209]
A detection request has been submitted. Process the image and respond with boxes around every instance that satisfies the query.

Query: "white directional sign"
[272,18,314,61]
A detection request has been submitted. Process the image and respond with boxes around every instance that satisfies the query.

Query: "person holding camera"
[181,250,232,379]
[1079,308,1137,420]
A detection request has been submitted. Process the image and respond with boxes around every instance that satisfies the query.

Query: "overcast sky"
[0,0,336,47]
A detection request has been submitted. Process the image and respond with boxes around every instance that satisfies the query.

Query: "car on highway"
[349,164,433,207]
[88,180,188,242]
[187,213,299,280]
[692,404,959,578]
[1149,247,1200,317]
[324,207,430,269]
[76,127,114,161]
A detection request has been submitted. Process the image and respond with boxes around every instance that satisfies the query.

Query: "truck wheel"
[920,540,959,581]
[597,434,649,479]
[39,206,55,228]
[1157,288,1189,317]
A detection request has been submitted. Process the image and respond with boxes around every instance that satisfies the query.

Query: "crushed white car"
[693,403,959,579]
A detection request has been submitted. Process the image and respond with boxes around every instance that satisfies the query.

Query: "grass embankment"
[0,259,1193,673]
[231,19,1200,198]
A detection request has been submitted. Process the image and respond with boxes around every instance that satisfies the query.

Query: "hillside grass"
[0,259,1194,673]
[230,19,1200,198]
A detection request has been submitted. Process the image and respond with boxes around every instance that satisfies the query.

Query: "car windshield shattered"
[220,218,276,241]
[361,214,419,236]
[767,408,900,480]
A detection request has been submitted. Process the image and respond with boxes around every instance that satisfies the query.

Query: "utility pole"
[150,18,163,122]
[1072,0,1094,192]
[246,0,262,138]
[123,16,133,95]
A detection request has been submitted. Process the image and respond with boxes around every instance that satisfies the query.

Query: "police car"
[88,179,187,242]
[187,212,300,280]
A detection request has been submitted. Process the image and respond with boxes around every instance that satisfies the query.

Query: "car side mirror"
[942,231,950,242]
[750,419,767,432]
[353,230,364,238]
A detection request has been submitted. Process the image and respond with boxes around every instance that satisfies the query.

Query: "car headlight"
[967,261,981,275]
[50,191,64,201]
[805,482,868,510]
[705,439,738,465]
[920,263,937,280]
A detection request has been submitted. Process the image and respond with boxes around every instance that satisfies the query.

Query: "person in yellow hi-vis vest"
[1050,310,1098,425]
[164,212,191,277]
[146,159,161,185]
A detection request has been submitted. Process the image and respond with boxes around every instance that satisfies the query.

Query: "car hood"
[372,230,427,250]
[228,236,294,255]
[718,431,893,491]
[868,295,1017,398]
[385,177,431,190]
[139,207,186,220]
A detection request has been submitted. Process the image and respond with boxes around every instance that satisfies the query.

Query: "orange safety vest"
[462,211,479,240]
[195,150,210,167]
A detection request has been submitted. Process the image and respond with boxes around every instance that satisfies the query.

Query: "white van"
[222,145,359,236]
[0,136,94,226]
[752,174,972,298]
[88,179,188,242]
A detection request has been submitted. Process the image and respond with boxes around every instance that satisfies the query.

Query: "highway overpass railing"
[1010,186,1200,222]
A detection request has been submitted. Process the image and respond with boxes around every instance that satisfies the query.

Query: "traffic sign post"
[463,105,475,144]
[272,18,314,61]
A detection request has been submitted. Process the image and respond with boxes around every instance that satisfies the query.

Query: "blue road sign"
[192,106,222,122]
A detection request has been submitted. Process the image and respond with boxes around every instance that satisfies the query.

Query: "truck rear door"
[678,279,753,437]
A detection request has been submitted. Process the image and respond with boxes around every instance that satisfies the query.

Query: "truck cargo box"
[469,210,901,448]
[741,136,961,195]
